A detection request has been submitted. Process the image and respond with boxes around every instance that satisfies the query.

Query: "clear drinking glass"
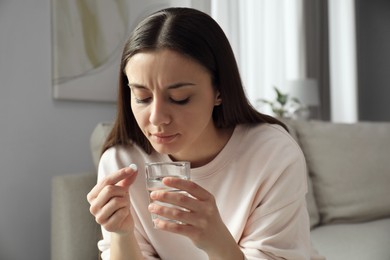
[145,161,190,225]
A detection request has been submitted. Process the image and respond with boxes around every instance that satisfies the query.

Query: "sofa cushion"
[51,173,101,260]
[90,122,113,170]
[294,121,390,224]
[311,218,390,260]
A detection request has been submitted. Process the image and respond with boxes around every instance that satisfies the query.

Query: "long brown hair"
[102,7,287,154]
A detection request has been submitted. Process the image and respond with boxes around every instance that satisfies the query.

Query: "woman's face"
[125,49,222,162]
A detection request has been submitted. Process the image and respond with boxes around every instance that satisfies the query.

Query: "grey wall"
[0,1,116,259]
[356,0,390,121]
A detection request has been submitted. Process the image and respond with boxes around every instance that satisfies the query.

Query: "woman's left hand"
[148,177,244,260]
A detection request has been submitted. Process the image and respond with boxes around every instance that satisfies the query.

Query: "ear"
[214,92,222,106]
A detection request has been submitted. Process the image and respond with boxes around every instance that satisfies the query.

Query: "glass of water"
[145,161,190,225]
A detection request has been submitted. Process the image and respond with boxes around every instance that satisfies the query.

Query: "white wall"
[0,1,116,259]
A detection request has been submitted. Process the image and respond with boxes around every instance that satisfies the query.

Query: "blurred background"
[0,0,389,259]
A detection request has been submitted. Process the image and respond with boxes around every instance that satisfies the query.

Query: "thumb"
[117,164,138,188]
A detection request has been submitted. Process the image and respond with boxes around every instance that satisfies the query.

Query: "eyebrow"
[128,82,195,90]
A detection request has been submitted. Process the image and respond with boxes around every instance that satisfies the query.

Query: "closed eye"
[134,97,190,105]
[135,97,152,104]
[170,97,190,105]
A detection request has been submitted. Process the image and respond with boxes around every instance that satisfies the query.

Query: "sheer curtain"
[210,0,358,122]
[211,0,309,115]
[328,0,358,122]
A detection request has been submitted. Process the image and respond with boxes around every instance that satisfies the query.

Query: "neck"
[170,127,234,168]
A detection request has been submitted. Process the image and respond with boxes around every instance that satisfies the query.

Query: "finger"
[89,185,128,215]
[153,217,197,237]
[95,195,129,225]
[117,164,138,188]
[150,190,198,212]
[148,202,195,226]
[162,177,211,201]
[101,206,131,233]
[87,164,137,202]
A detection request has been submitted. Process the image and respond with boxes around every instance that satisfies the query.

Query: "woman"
[87,7,323,260]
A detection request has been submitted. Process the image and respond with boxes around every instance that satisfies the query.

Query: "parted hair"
[102,7,287,155]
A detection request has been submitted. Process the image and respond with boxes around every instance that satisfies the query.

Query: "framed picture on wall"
[51,1,132,102]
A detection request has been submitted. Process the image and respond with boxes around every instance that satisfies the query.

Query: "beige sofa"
[51,120,390,260]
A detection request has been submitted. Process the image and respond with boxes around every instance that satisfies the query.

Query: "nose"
[149,97,171,126]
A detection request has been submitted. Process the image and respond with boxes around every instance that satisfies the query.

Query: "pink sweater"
[97,123,323,260]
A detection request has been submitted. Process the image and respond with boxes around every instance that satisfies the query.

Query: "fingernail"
[129,164,138,171]
[150,191,158,199]
[148,203,155,212]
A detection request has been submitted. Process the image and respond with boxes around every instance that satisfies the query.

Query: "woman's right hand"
[87,164,138,235]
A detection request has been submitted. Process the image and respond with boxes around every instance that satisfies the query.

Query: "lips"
[151,133,179,144]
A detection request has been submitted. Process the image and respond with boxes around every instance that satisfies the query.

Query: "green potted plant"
[256,86,303,118]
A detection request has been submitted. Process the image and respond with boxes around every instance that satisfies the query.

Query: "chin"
[151,143,181,156]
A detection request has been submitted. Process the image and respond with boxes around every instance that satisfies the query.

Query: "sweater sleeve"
[239,141,312,260]
[240,198,311,260]
[98,225,160,260]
